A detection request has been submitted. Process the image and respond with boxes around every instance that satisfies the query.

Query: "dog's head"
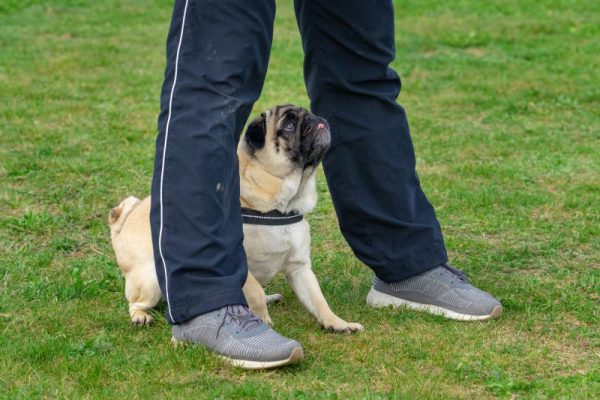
[242,105,331,176]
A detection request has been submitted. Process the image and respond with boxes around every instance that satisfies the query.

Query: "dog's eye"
[284,121,295,131]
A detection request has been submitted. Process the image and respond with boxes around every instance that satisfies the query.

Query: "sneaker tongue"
[226,304,262,331]
[228,304,246,315]
[442,263,469,282]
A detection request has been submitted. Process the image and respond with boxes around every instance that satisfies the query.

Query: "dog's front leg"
[286,266,364,333]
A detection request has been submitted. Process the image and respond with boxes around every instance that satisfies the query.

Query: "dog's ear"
[245,113,266,152]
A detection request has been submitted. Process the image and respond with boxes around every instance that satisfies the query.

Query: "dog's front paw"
[131,310,154,326]
[322,317,364,334]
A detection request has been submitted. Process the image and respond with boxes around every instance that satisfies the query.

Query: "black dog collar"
[241,207,303,226]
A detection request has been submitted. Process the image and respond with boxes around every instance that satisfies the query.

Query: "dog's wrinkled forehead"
[265,104,305,127]
[244,104,325,160]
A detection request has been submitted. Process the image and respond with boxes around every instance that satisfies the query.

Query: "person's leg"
[294,0,446,282]
[151,0,303,366]
[294,0,502,320]
[152,0,274,324]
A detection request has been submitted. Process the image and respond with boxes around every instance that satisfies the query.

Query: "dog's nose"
[315,118,329,131]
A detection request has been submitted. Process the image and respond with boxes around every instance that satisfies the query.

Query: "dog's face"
[243,105,331,176]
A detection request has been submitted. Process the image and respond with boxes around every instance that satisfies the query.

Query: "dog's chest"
[242,221,309,285]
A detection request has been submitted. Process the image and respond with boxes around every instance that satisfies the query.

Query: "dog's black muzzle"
[301,116,331,168]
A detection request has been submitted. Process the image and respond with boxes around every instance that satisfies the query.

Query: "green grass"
[1,0,599,398]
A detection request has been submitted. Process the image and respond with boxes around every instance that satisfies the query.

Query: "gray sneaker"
[366,264,503,321]
[172,304,303,369]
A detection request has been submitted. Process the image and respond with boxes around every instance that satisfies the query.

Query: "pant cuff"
[376,241,448,283]
[168,287,248,325]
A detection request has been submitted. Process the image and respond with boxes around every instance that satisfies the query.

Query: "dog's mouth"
[301,117,331,168]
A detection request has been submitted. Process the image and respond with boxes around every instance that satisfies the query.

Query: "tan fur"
[239,106,362,332]
[109,196,271,325]
[109,105,363,332]
[108,196,140,235]
[109,196,160,325]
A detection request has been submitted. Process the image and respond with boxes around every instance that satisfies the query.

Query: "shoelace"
[216,304,263,338]
[442,263,469,282]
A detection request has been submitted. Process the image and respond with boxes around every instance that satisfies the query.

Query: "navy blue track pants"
[151,0,448,324]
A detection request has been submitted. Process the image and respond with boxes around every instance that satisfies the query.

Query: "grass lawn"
[1,0,599,398]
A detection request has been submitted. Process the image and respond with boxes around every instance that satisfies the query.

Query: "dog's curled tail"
[108,196,141,234]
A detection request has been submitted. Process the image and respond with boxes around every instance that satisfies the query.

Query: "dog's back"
[108,196,155,272]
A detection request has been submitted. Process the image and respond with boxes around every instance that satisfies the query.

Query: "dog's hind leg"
[265,293,283,304]
[243,273,274,325]
[125,266,161,326]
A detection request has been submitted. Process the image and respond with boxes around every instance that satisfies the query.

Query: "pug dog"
[109,104,363,333]
[108,196,272,326]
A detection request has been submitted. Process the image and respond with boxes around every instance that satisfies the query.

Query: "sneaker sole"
[366,288,503,321]
[171,337,304,369]
[225,346,304,370]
